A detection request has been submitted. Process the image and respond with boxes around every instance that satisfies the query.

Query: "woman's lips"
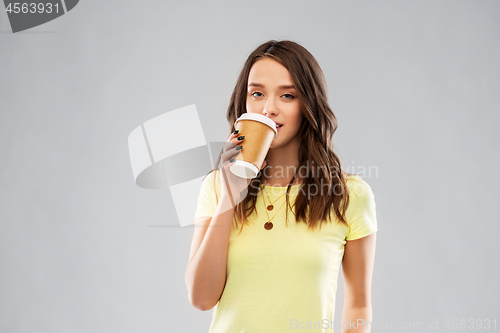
[276,124,283,131]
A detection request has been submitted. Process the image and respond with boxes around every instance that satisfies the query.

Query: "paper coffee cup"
[230,113,277,179]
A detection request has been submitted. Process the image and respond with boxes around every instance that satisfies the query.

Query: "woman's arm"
[185,197,235,311]
[341,232,377,332]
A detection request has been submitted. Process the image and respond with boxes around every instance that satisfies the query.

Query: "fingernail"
[237,136,245,140]
[230,159,236,163]
[232,130,239,135]
[236,146,242,150]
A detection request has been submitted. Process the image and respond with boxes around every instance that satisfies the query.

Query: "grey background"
[1,0,499,332]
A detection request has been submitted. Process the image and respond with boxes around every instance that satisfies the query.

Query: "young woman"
[185,40,377,333]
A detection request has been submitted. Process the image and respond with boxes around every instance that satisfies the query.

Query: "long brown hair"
[206,40,354,233]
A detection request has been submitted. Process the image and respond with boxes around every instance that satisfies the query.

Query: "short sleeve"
[345,176,378,241]
[194,170,219,221]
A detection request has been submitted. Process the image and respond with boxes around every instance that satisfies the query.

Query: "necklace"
[262,186,288,230]
[260,169,299,229]
[263,188,287,211]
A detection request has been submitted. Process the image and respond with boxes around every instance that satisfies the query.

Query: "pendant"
[267,205,274,211]
[264,222,273,230]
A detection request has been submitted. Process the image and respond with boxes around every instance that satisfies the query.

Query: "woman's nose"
[263,99,278,116]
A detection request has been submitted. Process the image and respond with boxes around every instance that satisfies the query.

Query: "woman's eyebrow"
[248,82,296,89]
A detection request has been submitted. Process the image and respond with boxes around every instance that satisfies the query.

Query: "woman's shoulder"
[343,174,378,237]
[345,173,366,185]
[345,174,374,198]
[203,169,219,181]
[201,169,222,194]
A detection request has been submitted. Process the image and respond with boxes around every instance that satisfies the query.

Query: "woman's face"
[246,57,303,149]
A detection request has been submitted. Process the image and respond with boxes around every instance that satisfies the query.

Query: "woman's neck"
[263,137,302,187]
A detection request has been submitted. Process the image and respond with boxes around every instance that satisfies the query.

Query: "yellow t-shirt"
[194,170,378,332]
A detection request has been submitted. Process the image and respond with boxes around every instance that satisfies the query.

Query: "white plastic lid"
[234,113,277,139]
[229,160,260,179]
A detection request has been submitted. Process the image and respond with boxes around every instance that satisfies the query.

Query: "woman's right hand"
[219,131,267,206]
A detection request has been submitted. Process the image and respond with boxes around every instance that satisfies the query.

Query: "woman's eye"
[250,92,294,99]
